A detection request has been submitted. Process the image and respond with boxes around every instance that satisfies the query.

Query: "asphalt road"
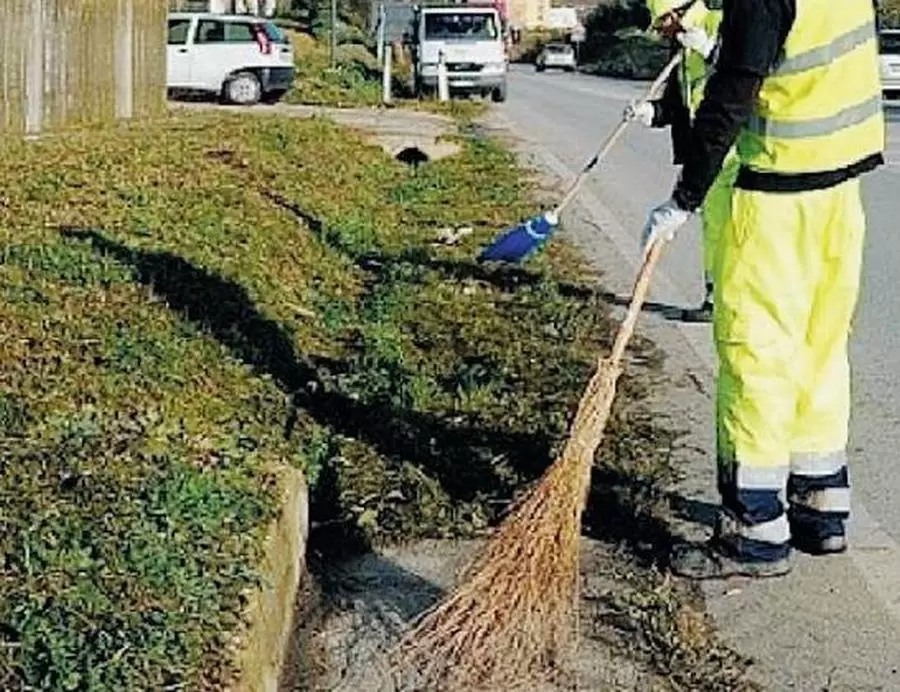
[496,64,900,689]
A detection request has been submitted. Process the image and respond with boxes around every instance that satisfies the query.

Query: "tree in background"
[579,0,650,63]
[576,0,663,79]
[278,0,371,39]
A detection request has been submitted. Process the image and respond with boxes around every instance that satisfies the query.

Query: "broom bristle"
[386,360,622,690]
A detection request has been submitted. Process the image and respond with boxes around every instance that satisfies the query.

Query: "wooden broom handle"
[555,52,683,215]
[609,238,666,365]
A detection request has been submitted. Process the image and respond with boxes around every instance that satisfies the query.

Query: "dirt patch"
[283,534,755,690]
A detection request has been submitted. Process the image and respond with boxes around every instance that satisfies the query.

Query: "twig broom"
[386,236,671,689]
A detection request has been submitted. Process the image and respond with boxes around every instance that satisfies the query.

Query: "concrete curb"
[230,465,310,692]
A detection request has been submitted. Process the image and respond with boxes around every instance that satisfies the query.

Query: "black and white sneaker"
[682,299,714,323]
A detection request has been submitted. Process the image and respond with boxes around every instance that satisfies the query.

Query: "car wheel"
[491,80,507,103]
[225,71,262,105]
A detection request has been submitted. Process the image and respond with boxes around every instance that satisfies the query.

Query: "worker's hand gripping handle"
[554,52,684,216]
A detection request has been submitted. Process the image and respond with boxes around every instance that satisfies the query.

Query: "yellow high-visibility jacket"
[737,0,885,174]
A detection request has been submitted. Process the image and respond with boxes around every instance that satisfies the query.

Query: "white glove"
[677,27,716,59]
[623,100,655,127]
[641,198,691,256]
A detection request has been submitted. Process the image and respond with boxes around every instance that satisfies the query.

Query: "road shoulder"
[483,107,900,692]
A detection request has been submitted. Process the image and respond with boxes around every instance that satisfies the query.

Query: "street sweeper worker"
[641,0,885,579]
[624,0,740,323]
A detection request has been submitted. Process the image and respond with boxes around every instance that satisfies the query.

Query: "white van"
[166,12,295,105]
[412,5,508,102]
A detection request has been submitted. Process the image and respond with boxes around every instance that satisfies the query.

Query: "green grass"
[0,109,658,689]
[0,102,753,690]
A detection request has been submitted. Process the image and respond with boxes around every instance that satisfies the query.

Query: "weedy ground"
[0,109,751,690]
[284,31,488,119]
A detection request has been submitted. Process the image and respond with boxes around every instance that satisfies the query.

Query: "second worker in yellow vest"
[625,0,740,323]
[641,0,885,579]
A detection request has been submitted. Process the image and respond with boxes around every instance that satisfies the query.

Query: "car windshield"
[424,12,497,40]
[880,32,900,55]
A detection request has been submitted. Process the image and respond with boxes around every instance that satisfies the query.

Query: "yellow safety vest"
[679,8,723,117]
[737,0,885,174]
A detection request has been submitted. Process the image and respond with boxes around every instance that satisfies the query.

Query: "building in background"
[506,0,551,30]
[544,6,577,29]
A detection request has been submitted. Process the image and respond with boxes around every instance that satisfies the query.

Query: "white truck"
[411,3,508,102]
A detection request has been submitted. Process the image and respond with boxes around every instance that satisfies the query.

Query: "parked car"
[535,42,576,73]
[166,12,295,105]
[880,29,900,100]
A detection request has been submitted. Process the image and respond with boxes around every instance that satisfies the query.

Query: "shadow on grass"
[261,188,706,325]
[177,186,692,563]
[61,227,552,559]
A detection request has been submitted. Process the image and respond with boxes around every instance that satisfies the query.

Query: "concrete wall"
[0,0,167,136]
[230,465,309,692]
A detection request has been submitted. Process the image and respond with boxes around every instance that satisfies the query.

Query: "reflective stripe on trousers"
[713,178,866,558]
[789,451,851,539]
[717,464,791,561]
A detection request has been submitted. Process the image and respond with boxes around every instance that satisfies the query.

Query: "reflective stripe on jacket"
[737,0,885,175]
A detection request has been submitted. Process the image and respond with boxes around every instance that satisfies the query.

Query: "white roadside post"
[437,50,450,101]
[382,44,393,104]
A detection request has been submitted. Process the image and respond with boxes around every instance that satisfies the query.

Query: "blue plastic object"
[477,212,559,264]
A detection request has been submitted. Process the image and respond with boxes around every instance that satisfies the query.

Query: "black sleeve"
[672,0,796,211]
[650,69,684,128]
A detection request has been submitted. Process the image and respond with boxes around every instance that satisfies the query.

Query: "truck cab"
[412,3,508,102]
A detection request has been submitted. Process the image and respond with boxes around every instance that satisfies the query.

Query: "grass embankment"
[0,108,748,689]
[0,110,608,689]
[284,30,487,118]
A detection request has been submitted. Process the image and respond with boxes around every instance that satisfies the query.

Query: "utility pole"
[330,0,338,69]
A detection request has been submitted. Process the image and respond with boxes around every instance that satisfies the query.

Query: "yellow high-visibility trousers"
[713,177,865,560]
[701,148,741,290]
